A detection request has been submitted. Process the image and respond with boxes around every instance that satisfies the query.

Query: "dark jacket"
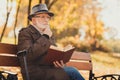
[17,25,70,80]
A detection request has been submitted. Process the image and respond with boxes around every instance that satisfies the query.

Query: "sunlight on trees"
[0,0,111,52]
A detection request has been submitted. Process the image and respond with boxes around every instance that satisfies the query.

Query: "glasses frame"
[34,15,51,20]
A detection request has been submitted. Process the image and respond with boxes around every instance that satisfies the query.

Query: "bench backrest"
[0,43,92,69]
[0,43,19,67]
[67,51,92,70]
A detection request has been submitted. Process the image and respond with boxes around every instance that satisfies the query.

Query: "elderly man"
[17,3,84,80]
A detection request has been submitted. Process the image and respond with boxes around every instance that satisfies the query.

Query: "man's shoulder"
[19,25,39,35]
[19,25,32,32]
[19,28,27,32]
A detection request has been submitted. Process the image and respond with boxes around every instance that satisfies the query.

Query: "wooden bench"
[1,43,119,80]
[0,43,93,80]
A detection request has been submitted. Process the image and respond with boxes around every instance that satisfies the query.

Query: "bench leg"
[89,70,94,80]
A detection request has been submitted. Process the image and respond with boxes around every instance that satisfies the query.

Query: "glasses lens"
[34,16,51,20]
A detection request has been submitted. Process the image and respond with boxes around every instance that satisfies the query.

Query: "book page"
[63,44,74,52]
[50,44,74,52]
[50,45,64,51]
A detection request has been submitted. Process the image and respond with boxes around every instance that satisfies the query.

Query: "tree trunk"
[13,0,21,44]
[27,0,32,25]
[0,0,12,42]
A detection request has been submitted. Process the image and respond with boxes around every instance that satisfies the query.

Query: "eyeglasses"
[34,15,51,20]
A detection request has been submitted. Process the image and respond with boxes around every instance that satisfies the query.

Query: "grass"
[79,51,120,79]
[91,51,120,76]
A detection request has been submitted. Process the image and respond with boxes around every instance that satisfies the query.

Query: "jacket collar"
[28,25,42,35]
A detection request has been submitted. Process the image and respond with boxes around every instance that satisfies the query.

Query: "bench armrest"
[0,70,17,75]
[17,50,27,57]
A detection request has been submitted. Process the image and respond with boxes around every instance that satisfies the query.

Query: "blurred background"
[0,0,120,80]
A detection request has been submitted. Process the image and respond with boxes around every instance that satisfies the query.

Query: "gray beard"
[36,21,49,29]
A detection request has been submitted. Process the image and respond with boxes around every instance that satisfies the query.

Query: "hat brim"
[28,11,54,21]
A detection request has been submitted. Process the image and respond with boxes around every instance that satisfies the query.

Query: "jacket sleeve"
[17,29,51,61]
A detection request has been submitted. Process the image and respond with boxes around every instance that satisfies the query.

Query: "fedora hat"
[28,4,54,21]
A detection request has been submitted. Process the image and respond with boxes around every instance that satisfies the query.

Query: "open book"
[42,45,75,65]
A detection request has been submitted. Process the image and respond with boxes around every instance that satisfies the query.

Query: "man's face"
[32,13,51,29]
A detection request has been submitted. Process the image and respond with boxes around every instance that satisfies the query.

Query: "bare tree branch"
[13,0,21,44]
[45,0,49,5]
[27,0,32,25]
[45,0,57,10]
[39,0,42,3]
[0,0,12,42]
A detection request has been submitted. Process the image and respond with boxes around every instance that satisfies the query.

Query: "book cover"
[43,45,75,65]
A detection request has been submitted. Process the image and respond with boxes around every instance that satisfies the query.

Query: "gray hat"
[28,4,54,21]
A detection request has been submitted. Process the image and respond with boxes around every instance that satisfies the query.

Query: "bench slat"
[0,56,19,66]
[71,51,91,61]
[0,43,17,54]
[0,43,19,67]
[67,61,92,70]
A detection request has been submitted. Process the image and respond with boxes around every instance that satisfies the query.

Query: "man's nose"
[44,17,50,21]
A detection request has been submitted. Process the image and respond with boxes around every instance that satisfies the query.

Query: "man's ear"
[32,18,36,24]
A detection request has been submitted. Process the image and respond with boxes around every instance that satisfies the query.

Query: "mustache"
[36,23,49,28]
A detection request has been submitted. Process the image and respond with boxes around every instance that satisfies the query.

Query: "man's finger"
[53,61,58,67]
[60,60,65,67]
[55,61,62,68]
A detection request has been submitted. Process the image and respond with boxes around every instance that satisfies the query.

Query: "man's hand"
[43,25,52,38]
[53,60,65,68]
